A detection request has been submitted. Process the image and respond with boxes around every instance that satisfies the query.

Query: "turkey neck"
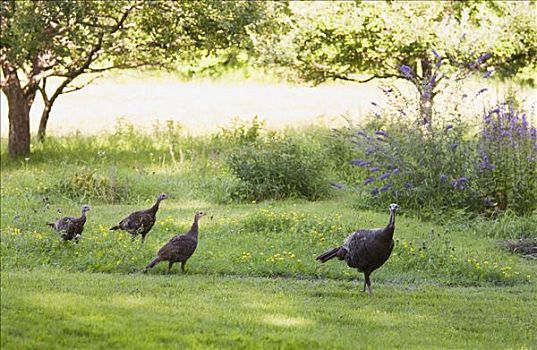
[187,217,199,238]
[149,198,163,214]
[383,209,396,240]
[79,210,88,222]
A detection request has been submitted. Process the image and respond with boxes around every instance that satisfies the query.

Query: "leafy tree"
[257,1,536,129]
[0,0,270,158]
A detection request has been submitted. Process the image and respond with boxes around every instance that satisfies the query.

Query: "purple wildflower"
[351,160,369,167]
[330,181,345,189]
[379,172,391,180]
[370,167,380,172]
[363,176,375,185]
[356,131,367,137]
[470,53,492,69]
[480,153,496,171]
[404,182,413,189]
[476,88,488,97]
[483,70,494,79]
[530,127,536,137]
[400,65,413,79]
[439,174,448,182]
[392,168,400,175]
[371,187,379,196]
[477,53,492,64]
[521,114,528,133]
[374,112,381,119]
[432,49,442,60]
[483,197,492,207]
[445,124,453,131]
[375,130,388,137]
[380,183,392,192]
[429,74,437,88]
[451,177,468,190]
[451,142,459,151]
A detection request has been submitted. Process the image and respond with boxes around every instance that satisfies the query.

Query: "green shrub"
[225,136,331,201]
[346,91,536,216]
[53,166,130,203]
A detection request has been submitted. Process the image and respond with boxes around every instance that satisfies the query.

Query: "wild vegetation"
[2,1,536,349]
[1,119,536,348]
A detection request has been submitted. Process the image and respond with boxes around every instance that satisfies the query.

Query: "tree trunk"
[2,59,38,158]
[37,103,52,142]
[6,90,30,158]
[419,58,434,130]
[5,87,31,158]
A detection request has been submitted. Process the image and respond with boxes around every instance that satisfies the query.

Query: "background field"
[2,72,535,138]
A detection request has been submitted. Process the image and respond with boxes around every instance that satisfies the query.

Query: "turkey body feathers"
[343,228,394,272]
[47,205,90,241]
[316,203,398,295]
[144,211,207,273]
[110,194,168,243]
[157,234,198,264]
[114,211,156,235]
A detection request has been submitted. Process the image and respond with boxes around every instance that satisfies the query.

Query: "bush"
[345,86,536,215]
[225,135,331,201]
[475,103,537,214]
[53,166,130,203]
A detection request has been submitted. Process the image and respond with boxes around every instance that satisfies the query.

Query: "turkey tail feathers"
[316,247,341,263]
[145,257,161,270]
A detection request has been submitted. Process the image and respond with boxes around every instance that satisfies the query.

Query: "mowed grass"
[1,129,536,349]
[2,269,536,349]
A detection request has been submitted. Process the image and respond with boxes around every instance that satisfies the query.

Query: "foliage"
[0,0,276,156]
[225,135,331,202]
[1,123,535,286]
[1,163,534,287]
[475,103,537,214]
[259,2,537,86]
[52,166,130,203]
[345,79,537,215]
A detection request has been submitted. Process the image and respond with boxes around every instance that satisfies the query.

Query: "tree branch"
[310,61,406,84]
[62,75,101,95]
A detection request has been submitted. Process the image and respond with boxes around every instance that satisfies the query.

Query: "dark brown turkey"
[47,205,90,242]
[144,211,207,273]
[110,193,168,244]
[316,203,399,295]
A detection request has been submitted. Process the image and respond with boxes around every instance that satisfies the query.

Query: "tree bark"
[2,63,33,158]
[5,87,31,158]
[419,58,434,130]
[37,103,52,142]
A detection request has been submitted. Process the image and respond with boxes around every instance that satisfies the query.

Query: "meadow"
[1,120,536,349]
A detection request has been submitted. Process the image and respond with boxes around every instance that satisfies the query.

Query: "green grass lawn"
[2,195,536,349]
[1,131,536,349]
[2,269,536,349]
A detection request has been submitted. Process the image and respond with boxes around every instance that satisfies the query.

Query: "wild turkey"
[316,203,399,295]
[110,193,168,243]
[47,205,90,242]
[144,211,207,273]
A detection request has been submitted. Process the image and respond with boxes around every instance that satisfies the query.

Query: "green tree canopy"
[255,1,536,127]
[0,0,274,157]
